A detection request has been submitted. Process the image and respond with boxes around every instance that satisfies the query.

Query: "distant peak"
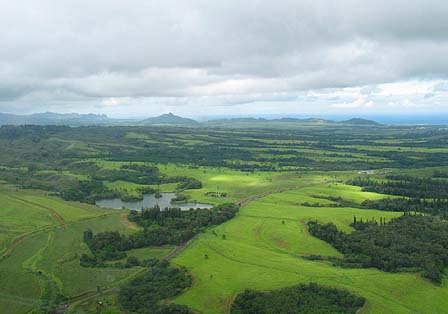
[140,113,198,125]
[341,118,380,125]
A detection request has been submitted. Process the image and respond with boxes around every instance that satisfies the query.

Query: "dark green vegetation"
[349,174,448,199]
[1,158,202,204]
[118,260,192,314]
[308,215,448,283]
[1,121,448,314]
[129,203,239,230]
[349,173,448,219]
[81,203,238,266]
[231,283,365,314]
[1,123,448,177]
[362,198,448,218]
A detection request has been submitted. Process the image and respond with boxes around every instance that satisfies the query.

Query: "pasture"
[2,123,448,314]
[172,184,448,314]
[0,186,148,314]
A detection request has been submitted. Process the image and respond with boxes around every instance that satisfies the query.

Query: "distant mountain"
[140,113,198,125]
[0,112,111,126]
[340,118,380,125]
[206,117,334,125]
[271,117,333,123]
[0,112,381,127]
[206,117,267,124]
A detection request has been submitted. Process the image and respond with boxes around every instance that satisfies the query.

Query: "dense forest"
[348,175,448,199]
[308,215,448,283]
[348,174,448,219]
[231,283,365,314]
[118,260,192,314]
[361,197,448,219]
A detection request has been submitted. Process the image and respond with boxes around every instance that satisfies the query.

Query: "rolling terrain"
[0,122,448,313]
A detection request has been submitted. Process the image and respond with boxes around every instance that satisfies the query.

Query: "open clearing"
[0,187,147,314]
[173,183,448,314]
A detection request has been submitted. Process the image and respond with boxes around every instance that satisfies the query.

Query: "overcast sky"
[1,0,448,118]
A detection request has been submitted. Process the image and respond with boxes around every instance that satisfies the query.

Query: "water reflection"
[96,192,213,211]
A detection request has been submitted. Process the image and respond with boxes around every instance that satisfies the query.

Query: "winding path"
[236,181,330,206]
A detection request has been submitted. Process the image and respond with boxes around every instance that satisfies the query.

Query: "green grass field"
[92,161,334,204]
[152,163,333,204]
[172,184,448,314]
[2,164,448,314]
[0,186,151,314]
[2,121,448,313]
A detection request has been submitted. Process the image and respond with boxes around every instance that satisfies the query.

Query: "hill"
[0,112,381,127]
[206,117,333,124]
[340,118,380,125]
[271,117,333,123]
[140,113,198,125]
[0,112,111,126]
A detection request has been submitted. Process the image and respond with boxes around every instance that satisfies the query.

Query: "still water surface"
[96,192,213,210]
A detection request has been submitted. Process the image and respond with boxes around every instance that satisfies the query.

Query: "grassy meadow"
[172,184,448,314]
[0,186,148,314]
[1,123,448,314]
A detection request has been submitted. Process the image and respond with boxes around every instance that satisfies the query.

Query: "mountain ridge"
[0,112,380,127]
[139,113,198,125]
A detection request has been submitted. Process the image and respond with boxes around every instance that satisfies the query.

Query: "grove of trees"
[308,215,448,283]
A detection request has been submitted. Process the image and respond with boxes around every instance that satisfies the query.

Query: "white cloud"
[0,1,448,116]
[377,81,434,96]
[330,97,374,109]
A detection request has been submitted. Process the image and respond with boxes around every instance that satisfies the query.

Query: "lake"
[95,192,213,211]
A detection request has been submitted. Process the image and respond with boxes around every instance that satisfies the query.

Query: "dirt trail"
[164,235,198,261]
[236,181,328,206]
[0,209,116,261]
[225,294,237,314]
[2,193,67,227]
[0,232,32,261]
[120,213,140,230]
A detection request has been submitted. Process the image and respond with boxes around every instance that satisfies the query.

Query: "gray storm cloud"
[0,0,448,114]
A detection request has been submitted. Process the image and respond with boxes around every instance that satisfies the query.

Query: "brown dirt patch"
[120,213,140,230]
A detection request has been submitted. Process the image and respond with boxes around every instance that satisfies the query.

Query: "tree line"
[348,175,448,199]
[361,197,448,219]
[308,215,448,283]
[231,283,365,314]
[118,259,191,314]
[80,203,239,266]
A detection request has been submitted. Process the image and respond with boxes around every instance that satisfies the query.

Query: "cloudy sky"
[1,0,448,118]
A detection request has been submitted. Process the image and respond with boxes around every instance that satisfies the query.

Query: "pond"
[95,192,213,211]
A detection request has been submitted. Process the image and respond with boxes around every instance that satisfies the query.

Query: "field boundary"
[1,192,67,227]
[0,211,119,261]
[236,181,330,206]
